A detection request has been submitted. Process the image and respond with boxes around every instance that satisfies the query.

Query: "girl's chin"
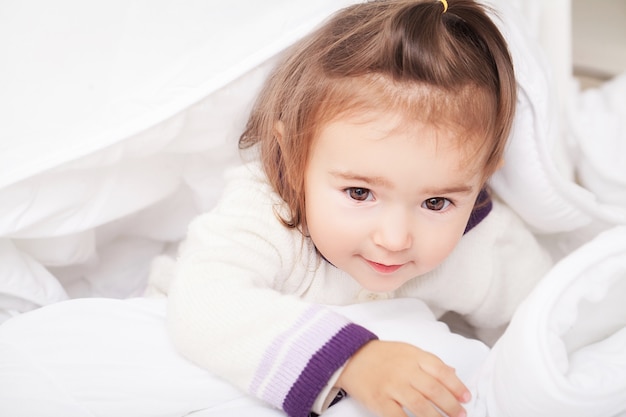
[358,278,405,294]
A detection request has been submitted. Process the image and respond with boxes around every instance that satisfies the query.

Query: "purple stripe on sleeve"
[249,306,321,396]
[257,309,354,408]
[283,323,377,417]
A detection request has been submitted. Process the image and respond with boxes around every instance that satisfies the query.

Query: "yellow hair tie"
[440,0,448,13]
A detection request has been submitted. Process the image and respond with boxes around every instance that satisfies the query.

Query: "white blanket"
[0,0,355,319]
[474,225,626,417]
[1,227,624,417]
[0,297,488,417]
[2,0,626,320]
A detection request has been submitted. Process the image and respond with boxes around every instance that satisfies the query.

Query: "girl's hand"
[336,340,470,417]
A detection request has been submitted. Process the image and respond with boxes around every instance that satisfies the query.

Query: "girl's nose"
[372,207,412,252]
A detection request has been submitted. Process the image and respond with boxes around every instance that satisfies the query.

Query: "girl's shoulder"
[188,159,301,250]
[217,160,287,216]
[223,159,271,192]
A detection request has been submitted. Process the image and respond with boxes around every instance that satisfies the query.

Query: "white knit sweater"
[164,161,553,417]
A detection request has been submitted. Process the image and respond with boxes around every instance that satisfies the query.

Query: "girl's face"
[304,110,486,293]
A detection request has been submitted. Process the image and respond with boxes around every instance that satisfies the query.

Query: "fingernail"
[458,410,467,417]
[462,391,472,403]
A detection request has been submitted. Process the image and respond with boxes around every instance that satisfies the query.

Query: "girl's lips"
[365,259,404,274]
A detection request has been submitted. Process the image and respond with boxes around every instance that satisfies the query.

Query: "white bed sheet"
[1,226,624,417]
[0,297,489,417]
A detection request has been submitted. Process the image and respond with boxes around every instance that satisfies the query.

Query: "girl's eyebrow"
[422,185,475,195]
[329,170,391,187]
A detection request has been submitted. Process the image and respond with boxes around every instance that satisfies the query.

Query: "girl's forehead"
[321,108,477,147]
[314,109,490,176]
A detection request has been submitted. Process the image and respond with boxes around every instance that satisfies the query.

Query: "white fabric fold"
[0,298,487,417]
[486,0,626,231]
[571,72,626,209]
[474,226,626,417]
[0,0,355,317]
[2,223,625,417]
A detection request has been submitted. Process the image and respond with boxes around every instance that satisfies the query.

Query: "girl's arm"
[166,163,377,417]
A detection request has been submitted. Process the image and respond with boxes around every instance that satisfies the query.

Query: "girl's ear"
[495,157,505,171]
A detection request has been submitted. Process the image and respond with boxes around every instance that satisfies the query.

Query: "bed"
[1,0,625,416]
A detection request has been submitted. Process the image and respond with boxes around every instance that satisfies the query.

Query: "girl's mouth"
[365,259,404,274]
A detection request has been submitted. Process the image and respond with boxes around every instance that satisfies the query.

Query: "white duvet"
[1,0,625,416]
[1,226,625,417]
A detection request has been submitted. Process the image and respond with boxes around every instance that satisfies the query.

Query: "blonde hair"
[239,0,516,230]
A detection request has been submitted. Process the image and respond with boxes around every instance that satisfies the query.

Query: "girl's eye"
[422,197,451,211]
[345,187,373,202]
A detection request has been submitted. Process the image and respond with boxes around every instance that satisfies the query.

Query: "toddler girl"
[166,1,553,417]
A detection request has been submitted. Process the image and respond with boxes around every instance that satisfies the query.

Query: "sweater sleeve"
[166,164,377,417]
